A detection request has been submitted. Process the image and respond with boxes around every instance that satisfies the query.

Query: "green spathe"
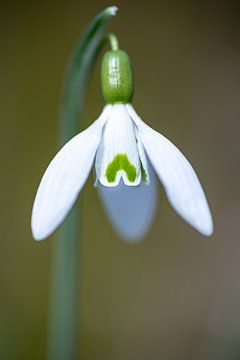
[106,154,137,183]
[101,50,134,104]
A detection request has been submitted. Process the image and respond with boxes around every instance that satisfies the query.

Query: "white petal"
[127,104,213,236]
[97,166,157,242]
[95,104,141,187]
[136,133,150,184]
[31,105,112,240]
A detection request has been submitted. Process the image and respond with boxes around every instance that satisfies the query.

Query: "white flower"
[31,103,213,240]
[32,46,213,240]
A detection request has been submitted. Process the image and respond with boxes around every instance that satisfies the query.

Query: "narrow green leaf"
[59,5,118,144]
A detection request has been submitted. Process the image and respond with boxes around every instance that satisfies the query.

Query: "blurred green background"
[1,0,240,359]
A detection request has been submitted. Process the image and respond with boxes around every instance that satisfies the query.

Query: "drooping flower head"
[31,41,213,241]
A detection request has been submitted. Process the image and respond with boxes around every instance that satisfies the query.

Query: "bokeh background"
[1,0,240,359]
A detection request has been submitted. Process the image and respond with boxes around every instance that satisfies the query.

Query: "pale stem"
[106,32,119,51]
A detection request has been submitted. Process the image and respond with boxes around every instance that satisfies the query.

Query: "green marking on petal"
[141,163,147,183]
[106,154,137,183]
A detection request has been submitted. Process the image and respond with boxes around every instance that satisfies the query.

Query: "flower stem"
[46,7,118,360]
[47,210,80,360]
[106,32,119,50]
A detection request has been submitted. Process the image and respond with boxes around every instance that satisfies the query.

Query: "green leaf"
[59,6,118,145]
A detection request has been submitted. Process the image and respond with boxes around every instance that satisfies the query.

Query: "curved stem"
[47,7,117,360]
[106,32,119,51]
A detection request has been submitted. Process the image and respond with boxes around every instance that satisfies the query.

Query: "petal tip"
[31,211,51,241]
[31,226,47,241]
[199,220,214,237]
[192,210,214,237]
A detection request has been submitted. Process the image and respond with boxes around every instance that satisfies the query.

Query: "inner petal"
[95,104,141,187]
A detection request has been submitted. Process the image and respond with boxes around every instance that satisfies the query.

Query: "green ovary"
[105,154,137,183]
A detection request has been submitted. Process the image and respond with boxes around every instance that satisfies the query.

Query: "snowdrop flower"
[31,48,213,240]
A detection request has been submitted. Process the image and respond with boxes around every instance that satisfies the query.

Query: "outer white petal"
[31,105,112,240]
[127,104,213,236]
[95,104,141,187]
[97,166,157,242]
